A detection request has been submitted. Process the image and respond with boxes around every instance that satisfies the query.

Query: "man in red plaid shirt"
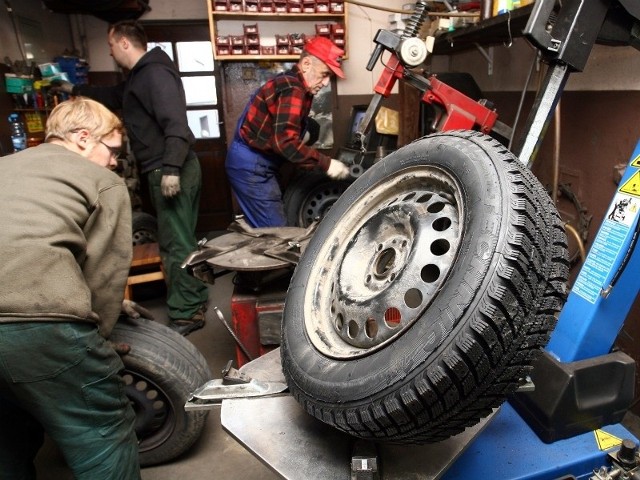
[226,36,350,227]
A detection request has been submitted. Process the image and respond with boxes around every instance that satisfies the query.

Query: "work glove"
[49,79,75,95]
[161,174,181,198]
[326,159,350,180]
[121,299,155,320]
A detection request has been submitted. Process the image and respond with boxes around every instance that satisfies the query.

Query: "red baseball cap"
[304,36,345,78]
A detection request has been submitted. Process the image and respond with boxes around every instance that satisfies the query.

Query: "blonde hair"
[45,97,123,142]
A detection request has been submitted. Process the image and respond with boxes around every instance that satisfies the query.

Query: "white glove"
[161,174,181,197]
[326,159,350,180]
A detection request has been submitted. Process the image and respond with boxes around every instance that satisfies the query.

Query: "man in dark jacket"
[56,21,209,335]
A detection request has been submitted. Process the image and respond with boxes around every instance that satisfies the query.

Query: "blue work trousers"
[225,138,287,228]
[0,322,140,480]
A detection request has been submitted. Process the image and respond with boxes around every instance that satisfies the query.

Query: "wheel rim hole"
[432,217,452,232]
[427,201,445,213]
[421,264,440,283]
[347,320,359,338]
[431,239,450,256]
[335,313,344,331]
[152,400,165,411]
[384,307,402,328]
[403,192,416,201]
[404,288,423,309]
[417,193,432,203]
[365,317,378,338]
[146,390,158,400]
[136,381,147,391]
[365,274,372,284]
[375,248,396,277]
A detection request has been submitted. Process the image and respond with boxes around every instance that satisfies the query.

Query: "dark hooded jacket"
[75,47,195,174]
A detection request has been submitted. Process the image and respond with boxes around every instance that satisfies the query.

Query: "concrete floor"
[31,262,640,479]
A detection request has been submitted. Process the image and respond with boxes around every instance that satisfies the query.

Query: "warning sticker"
[594,430,623,450]
[620,171,640,197]
[631,154,640,168]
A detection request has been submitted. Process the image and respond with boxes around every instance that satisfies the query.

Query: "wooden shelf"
[211,11,344,18]
[208,0,348,62]
[432,4,534,55]
[215,54,301,61]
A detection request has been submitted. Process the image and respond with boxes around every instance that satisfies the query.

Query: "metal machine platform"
[216,351,638,480]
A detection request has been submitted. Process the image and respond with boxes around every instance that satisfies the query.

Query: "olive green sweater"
[0,143,132,337]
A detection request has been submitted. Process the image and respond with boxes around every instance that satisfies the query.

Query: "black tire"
[110,317,211,466]
[132,211,158,246]
[281,130,569,444]
[283,171,350,227]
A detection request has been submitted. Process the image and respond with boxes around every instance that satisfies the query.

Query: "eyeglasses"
[99,140,122,159]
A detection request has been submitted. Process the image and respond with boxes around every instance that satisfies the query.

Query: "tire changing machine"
[184,145,640,478]
[183,1,640,476]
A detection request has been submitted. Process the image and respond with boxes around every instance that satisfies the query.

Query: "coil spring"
[402,0,429,39]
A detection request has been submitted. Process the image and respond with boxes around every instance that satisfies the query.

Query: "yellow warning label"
[594,429,623,450]
[620,171,640,197]
[631,154,640,168]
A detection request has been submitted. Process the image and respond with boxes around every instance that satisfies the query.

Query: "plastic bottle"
[493,0,513,15]
[8,113,27,153]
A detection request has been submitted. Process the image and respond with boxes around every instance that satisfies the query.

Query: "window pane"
[187,109,220,138]
[147,42,174,61]
[182,76,217,106]
[177,41,214,72]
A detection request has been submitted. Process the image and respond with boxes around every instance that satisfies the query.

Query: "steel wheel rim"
[122,369,174,452]
[303,165,463,359]
[298,182,348,227]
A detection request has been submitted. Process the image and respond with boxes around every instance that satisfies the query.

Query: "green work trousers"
[0,322,140,480]
[147,152,209,320]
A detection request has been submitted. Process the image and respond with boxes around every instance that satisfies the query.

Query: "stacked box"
[316,0,330,12]
[215,35,231,56]
[213,0,228,10]
[54,56,89,86]
[228,0,243,11]
[288,0,302,12]
[274,0,287,12]
[331,23,345,47]
[261,46,276,55]
[302,0,316,13]
[259,0,273,12]
[315,23,331,36]
[245,0,259,12]
[330,0,344,12]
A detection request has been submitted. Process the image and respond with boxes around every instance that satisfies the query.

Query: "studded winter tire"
[280,130,569,443]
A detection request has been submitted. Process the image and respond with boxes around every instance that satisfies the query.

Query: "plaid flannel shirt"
[239,64,331,171]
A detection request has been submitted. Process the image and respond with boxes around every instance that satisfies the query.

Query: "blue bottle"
[8,113,27,152]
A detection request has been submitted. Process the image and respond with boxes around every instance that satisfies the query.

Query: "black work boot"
[169,306,206,336]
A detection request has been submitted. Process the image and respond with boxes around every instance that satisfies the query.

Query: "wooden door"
[143,22,232,233]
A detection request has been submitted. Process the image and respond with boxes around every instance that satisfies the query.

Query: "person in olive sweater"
[0,97,140,479]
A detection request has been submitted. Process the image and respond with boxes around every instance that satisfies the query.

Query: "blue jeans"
[226,139,287,228]
[0,322,140,480]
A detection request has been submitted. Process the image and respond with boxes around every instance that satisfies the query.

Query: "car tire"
[283,171,350,227]
[110,317,211,466]
[281,130,569,443]
[132,211,158,246]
